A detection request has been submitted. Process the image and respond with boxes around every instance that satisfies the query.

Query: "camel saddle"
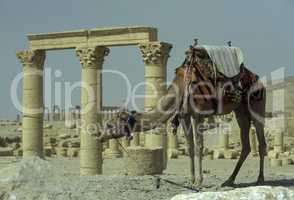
[178,45,263,109]
[171,45,263,134]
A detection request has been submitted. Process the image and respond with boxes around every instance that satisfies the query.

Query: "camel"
[100,44,267,187]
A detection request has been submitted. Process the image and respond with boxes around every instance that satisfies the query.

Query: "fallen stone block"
[44,146,52,157]
[204,153,214,160]
[68,140,80,148]
[56,147,67,157]
[59,133,71,140]
[270,159,282,167]
[213,149,225,159]
[13,148,22,156]
[124,146,163,175]
[268,150,279,159]
[8,142,20,151]
[203,147,211,156]
[167,148,179,159]
[44,124,53,129]
[0,147,13,156]
[68,147,79,157]
[280,151,291,157]
[224,150,238,159]
[65,122,76,129]
[171,186,294,200]
[282,158,293,166]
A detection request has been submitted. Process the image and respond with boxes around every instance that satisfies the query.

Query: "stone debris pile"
[171,186,294,200]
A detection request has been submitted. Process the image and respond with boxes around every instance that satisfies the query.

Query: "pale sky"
[0,0,294,119]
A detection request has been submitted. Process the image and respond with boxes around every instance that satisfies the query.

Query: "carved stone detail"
[16,50,45,68]
[76,46,109,68]
[138,42,172,65]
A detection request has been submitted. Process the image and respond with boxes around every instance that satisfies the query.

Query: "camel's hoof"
[185,179,195,187]
[194,177,203,187]
[256,177,265,186]
[221,180,234,187]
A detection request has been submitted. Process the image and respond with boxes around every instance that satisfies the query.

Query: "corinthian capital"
[76,46,110,68]
[16,50,45,68]
[138,42,172,65]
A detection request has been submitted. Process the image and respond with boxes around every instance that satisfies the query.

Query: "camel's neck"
[133,76,183,132]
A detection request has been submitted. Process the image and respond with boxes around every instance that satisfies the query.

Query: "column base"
[104,149,122,158]
[124,146,163,175]
[167,148,179,159]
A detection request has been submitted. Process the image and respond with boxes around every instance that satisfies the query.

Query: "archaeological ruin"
[16,26,172,175]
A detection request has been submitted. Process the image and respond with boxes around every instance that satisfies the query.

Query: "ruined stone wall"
[266,76,294,136]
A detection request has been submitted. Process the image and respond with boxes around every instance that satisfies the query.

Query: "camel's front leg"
[192,117,204,186]
[181,116,195,184]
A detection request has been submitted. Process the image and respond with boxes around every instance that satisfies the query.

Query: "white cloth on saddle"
[200,45,244,77]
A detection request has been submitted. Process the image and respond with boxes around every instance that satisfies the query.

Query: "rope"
[115,139,200,193]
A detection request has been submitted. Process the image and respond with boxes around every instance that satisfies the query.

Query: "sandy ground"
[0,121,293,199]
[0,155,293,200]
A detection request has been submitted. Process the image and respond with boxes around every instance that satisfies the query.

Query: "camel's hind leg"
[222,103,251,187]
[192,115,204,186]
[181,115,195,184]
[251,91,267,185]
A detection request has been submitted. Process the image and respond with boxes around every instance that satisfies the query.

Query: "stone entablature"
[27,26,158,50]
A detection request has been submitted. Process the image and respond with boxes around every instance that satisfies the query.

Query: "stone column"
[218,116,229,150]
[75,105,81,120]
[106,139,122,158]
[219,134,229,150]
[44,107,50,121]
[122,137,130,149]
[16,50,45,157]
[60,108,65,121]
[65,108,76,129]
[250,127,258,156]
[53,105,60,121]
[130,133,140,146]
[167,133,179,159]
[76,46,109,175]
[274,129,284,153]
[139,42,172,169]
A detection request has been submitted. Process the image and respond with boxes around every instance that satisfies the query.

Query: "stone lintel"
[27,26,158,50]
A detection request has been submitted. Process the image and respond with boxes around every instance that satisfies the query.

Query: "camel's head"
[104,109,137,140]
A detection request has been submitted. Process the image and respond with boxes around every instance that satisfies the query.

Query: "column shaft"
[139,42,172,169]
[16,50,45,157]
[76,46,109,175]
[219,134,229,150]
[274,130,284,153]
[250,128,258,154]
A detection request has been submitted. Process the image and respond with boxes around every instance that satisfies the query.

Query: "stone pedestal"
[76,46,108,175]
[139,42,172,170]
[250,127,258,156]
[167,133,179,159]
[65,110,76,129]
[16,50,45,158]
[270,159,282,167]
[60,108,65,121]
[106,139,122,158]
[53,105,60,121]
[219,134,229,150]
[121,137,130,148]
[130,133,140,146]
[124,146,164,175]
[274,130,284,153]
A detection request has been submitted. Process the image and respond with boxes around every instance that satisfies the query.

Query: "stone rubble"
[171,186,294,200]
